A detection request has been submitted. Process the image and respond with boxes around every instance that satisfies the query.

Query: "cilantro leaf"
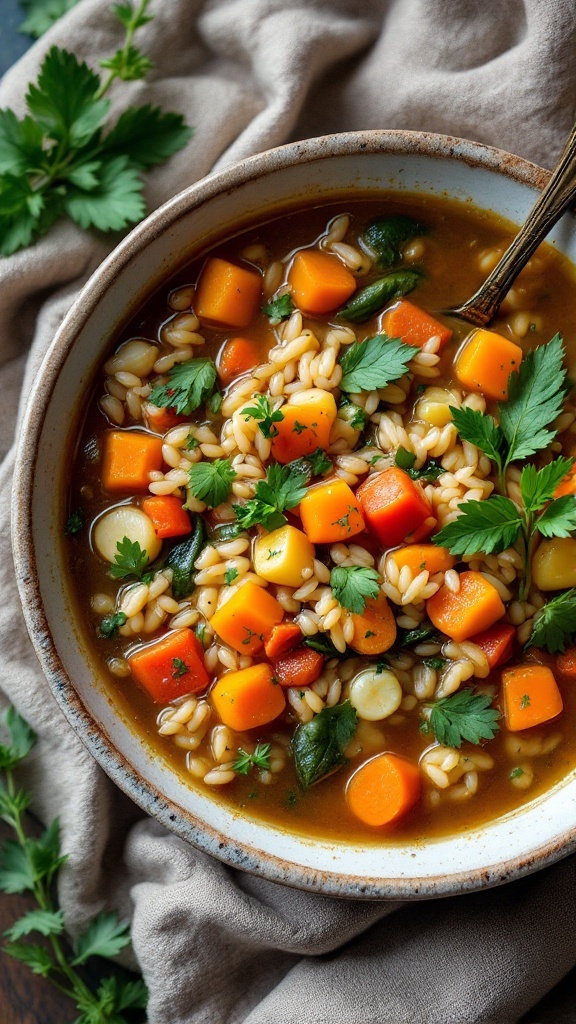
[292,701,357,787]
[188,458,236,508]
[520,458,574,513]
[427,689,500,747]
[233,463,308,531]
[108,537,149,580]
[233,742,271,775]
[433,495,523,558]
[450,405,505,467]
[64,154,145,231]
[330,565,380,614]
[4,942,54,977]
[101,104,193,167]
[99,612,127,639]
[149,358,217,416]
[262,293,294,322]
[20,0,82,38]
[526,589,576,654]
[5,908,65,941]
[339,333,418,393]
[26,47,110,148]
[500,333,567,465]
[395,447,443,483]
[72,911,131,966]
[242,394,284,438]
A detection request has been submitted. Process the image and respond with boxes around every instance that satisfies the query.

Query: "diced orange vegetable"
[101,430,164,494]
[210,663,286,731]
[469,623,516,669]
[217,336,261,385]
[299,478,365,544]
[273,648,324,688]
[554,467,576,498]
[270,388,337,463]
[557,647,576,679]
[128,628,209,702]
[288,249,356,315]
[381,299,452,351]
[141,496,192,539]
[426,571,505,643]
[144,404,186,433]
[194,257,262,329]
[264,622,303,660]
[502,664,563,731]
[349,591,397,656]
[209,580,283,655]
[389,543,455,577]
[454,328,523,401]
[346,752,421,827]
[355,468,435,547]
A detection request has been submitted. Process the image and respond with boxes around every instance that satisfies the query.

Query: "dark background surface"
[0,0,33,77]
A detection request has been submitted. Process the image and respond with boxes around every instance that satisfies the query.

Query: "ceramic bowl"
[13,130,576,899]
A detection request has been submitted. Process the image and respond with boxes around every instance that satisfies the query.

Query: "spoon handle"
[449,124,576,327]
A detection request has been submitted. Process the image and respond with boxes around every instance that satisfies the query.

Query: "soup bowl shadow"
[12,130,576,899]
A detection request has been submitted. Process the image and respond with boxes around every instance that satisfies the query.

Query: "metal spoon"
[446,124,576,327]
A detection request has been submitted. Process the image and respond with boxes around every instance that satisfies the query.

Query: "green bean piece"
[340,270,422,323]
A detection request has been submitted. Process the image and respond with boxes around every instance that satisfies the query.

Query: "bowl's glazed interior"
[12,131,576,898]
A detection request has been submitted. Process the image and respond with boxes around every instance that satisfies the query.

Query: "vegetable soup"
[64,195,576,842]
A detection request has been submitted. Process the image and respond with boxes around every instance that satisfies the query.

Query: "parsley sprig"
[526,588,576,653]
[233,743,271,775]
[242,394,284,438]
[0,0,192,255]
[188,458,237,508]
[0,707,147,1021]
[451,334,567,492]
[339,333,418,393]
[261,294,294,323]
[421,689,501,748]
[108,537,149,580]
[395,446,443,483]
[149,358,218,416]
[233,463,308,531]
[330,565,380,614]
[434,456,576,599]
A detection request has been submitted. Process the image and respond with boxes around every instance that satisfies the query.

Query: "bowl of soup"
[13,130,576,898]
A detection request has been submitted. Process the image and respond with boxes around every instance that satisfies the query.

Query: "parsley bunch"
[0,0,192,256]
[242,395,284,439]
[0,706,146,1022]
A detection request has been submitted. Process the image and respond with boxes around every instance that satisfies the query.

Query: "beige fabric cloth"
[2,1,576,1021]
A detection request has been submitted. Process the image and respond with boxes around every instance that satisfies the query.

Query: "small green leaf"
[330,565,380,614]
[0,707,36,770]
[64,155,145,232]
[4,908,65,941]
[4,942,54,977]
[0,840,37,894]
[233,742,271,775]
[427,689,500,748]
[72,911,131,966]
[99,612,127,639]
[292,701,357,788]
[26,47,109,147]
[242,394,284,438]
[262,293,294,323]
[188,459,237,509]
[520,458,574,513]
[20,0,82,38]
[99,45,153,82]
[108,537,149,580]
[339,333,418,393]
[150,358,217,416]
[526,589,576,654]
[433,495,523,558]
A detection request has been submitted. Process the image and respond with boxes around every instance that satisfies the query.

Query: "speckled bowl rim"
[12,129,576,899]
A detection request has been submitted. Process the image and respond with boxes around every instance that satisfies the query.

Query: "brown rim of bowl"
[12,129,576,900]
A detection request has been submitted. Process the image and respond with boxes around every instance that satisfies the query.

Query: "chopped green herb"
[64,509,83,535]
[330,565,380,614]
[171,658,189,678]
[261,293,294,323]
[520,694,531,709]
[108,537,149,580]
[510,766,525,779]
[339,334,419,393]
[292,421,308,434]
[208,389,222,415]
[185,434,199,450]
[395,446,443,483]
[526,588,576,654]
[286,448,332,483]
[195,622,206,647]
[267,549,281,559]
[364,629,376,638]
[149,358,218,416]
[339,395,368,431]
[423,656,446,670]
[242,394,284,438]
[396,623,442,649]
[98,611,127,639]
[303,634,347,658]
[425,688,501,748]
[241,627,262,646]
[292,700,357,788]
[224,567,239,585]
[284,789,298,808]
[233,462,308,531]
[233,742,271,775]
[188,458,237,508]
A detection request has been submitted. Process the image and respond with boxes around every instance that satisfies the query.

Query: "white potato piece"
[93,505,162,564]
[349,668,402,721]
[104,340,158,378]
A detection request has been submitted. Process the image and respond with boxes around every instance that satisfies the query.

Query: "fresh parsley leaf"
[20,0,81,38]
[171,658,189,678]
[188,458,236,508]
[100,44,153,82]
[394,446,443,482]
[26,47,110,148]
[339,395,368,431]
[450,405,505,466]
[233,742,271,775]
[5,908,64,941]
[303,634,348,658]
[0,707,36,771]
[4,942,54,977]
[500,333,567,465]
[99,104,193,167]
[0,840,37,894]
[330,565,380,614]
[535,495,576,538]
[339,333,418,393]
[510,766,525,780]
[520,458,574,512]
[242,394,284,438]
[108,536,149,580]
[72,911,131,966]
[233,463,308,531]
[0,109,45,175]
[208,389,222,415]
[64,154,145,231]
[262,293,294,322]
[433,495,523,558]
[149,358,217,416]
[292,701,357,787]
[224,567,238,585]
[426,689,500,748]
[99,611,127,639]
[526,589,576,654]
[286,447,333,483]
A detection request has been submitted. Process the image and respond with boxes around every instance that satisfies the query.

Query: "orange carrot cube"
[101,431,164,493]
[455,328,523,401]
[288,249,356,315]
[209,580,284,654]
[128,629,209,702]
[210,663,286,730]
[195,258,262,329]
[299,478,365,544]
[502,664,563,731]
[426,570,505,642]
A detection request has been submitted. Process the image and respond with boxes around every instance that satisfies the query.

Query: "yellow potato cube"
[253,525,315,587]
[416,387,458,427]
[533,538,576,591]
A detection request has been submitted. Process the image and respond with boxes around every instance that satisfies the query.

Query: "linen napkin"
[2,1,576,1021]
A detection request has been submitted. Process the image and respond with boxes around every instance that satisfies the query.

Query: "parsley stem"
[95,0,152,99]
